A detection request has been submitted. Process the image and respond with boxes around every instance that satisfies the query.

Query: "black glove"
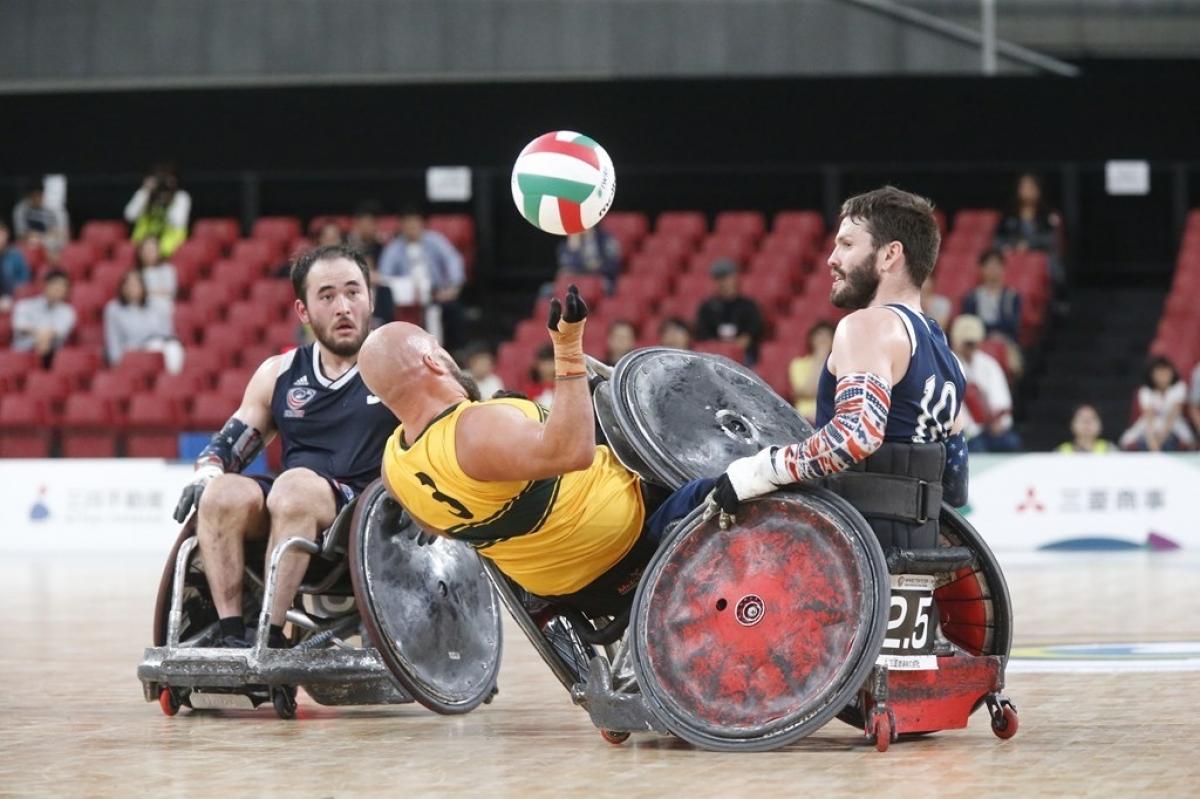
[547,284,589,330]
[712,474,741,515]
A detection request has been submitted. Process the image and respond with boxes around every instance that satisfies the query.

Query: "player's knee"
[265,468,327,520]
[198,474,263,523]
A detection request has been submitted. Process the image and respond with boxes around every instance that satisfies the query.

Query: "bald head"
[359,322,481,416]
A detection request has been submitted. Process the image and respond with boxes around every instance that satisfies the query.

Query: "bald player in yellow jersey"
[357,286,716,616]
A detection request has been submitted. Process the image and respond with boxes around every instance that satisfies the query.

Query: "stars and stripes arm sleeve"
[776,372,892,483]
[942,431,969,507]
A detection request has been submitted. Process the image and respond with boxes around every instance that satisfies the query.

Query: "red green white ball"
[511,131,616,235]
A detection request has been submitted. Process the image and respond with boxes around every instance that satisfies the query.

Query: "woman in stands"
[1119,357,1194,452]
[134,236,178,310]
[103,269,185,374]
[788,320,834,424]
[995,173,1064,288]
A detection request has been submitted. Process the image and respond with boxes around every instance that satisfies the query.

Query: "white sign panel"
[0,459,194,552]
[965,453,1200,550]
[1105,160,1150,196]
[425,166,473,202]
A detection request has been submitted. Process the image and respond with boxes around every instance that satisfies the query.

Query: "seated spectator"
[316,222,344,248]
[134,237,177,311]
[103,270,185,374]
[125,164,191,257]
[11,269,75,366]
[378,204,466,349]
[695,259,765,364]
[523,344,557,408]
[658,317,692,350]
[462,342,504,399]
[0,221,31,312]
[789,321,835,423]
[1190,361,1200,438]
[12,181,69,252]
[606,320,637,364]
[556,226,621,293]
[950,315,1022,452]
[995,172,1064,287]
[961,248,1023,378]
[1056,404,1114,453]
[920,277,952,330]
[346,201,384,264]
[1119,357,1194,452]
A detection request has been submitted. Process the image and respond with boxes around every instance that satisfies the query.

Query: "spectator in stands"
[1056,404,1114,453]
[346,201,384,264]
[369,266,395,329]
[556,227,621,293]
[950,314,1022,452]
[133,237,177,311]
[524,344,557,408]
[961,248,1023,378]
[695,258,765,364]
[789,321,835,423]
[462,342,504,399]
[125,164,191,257]
[606,320,637,364]
[920,277,952,330]
[12,181,69,253]
[104,270,185,374]
[0,221,31,312]
[378,204,466,349]
[1189,362,1200,439]
[316,222,344,248]
[11,269,75,366]
[1119,357,1194,452]
[658,317,692,350]
[995,172,1064,286]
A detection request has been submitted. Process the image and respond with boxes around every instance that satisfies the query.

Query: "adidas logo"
[294,375,309,386]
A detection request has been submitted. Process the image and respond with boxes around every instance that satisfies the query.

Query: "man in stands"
[713,187,970,552]
[694,258,765,364]
[357,288,714,616]
[378,204,466,349]
[11,269,75,366]
[172,245,397,647]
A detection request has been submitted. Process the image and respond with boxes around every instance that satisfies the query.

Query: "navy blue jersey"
[269,343,397,492]
[816,304,966,443]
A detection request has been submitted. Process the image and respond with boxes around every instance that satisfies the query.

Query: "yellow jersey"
[380,398,645,596]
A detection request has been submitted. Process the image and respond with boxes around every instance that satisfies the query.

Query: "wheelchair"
[481,348,1018,752]
[137,480,503,719]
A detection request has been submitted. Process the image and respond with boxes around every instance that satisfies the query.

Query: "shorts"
[249,473,359,513]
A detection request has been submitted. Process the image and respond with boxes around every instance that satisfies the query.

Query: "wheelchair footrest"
[868,655,1004,735]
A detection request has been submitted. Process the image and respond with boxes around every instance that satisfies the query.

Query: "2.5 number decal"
[882,591,934,651]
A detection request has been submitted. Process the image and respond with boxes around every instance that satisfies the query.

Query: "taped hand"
[547,284,589,377]
[706,446,789,526]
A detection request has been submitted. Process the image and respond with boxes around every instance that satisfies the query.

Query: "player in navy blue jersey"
[172,245,397,647]
[714,187,969,549]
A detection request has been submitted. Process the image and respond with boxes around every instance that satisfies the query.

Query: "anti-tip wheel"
[992,705,1019,740]
[600,729,630,745]
[158,688,180,717]
[272,687,298,720]
[872,714,892,753]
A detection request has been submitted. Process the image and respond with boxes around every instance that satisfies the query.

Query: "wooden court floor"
[1,549,1197,797]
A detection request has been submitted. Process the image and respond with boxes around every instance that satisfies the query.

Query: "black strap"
[824,471,942,525]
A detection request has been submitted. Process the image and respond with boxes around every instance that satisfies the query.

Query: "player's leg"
[643,477,716,544]
[196,473,270,622]
[262,467,339,636]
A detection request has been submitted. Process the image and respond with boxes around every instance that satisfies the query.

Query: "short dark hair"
[806,320,835,350]
[978,248,1005,267]
[659,316,690,336]
[839,186,941,288]
[1144,356,1180,389]
[289,244,370,302]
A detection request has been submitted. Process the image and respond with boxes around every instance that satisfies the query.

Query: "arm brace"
[942,431,969,507]
[197,417,265,474]
[776,372,891,483]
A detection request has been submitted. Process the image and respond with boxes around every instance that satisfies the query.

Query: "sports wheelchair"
[137,480,503,718]
[482,348,1018,752]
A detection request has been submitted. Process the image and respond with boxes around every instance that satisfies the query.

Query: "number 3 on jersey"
[915,374,958,443]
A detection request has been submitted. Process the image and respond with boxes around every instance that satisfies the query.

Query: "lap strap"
[824,471,942,525]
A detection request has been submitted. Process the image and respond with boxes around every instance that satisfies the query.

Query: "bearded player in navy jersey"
[714,187,969,550]
[171,245,397,648]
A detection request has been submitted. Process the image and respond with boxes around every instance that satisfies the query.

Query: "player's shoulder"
[837,305,909,337]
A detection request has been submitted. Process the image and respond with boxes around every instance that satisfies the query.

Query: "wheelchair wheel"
[630,488,890,752]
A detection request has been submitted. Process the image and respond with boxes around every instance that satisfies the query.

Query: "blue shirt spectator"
[0,221,31,310]
[556,227,621,292]
[961,248,1021,343]
[377,211,465,298]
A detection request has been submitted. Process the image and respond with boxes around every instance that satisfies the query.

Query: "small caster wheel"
[872,714,892,753]
[991,705,1018,739]
[272,687,297,720]
[483,684,499,705]
[159,688,180,717]
[600,729,630,745]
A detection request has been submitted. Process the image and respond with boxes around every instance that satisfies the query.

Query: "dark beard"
[443,356,482,402]
[831,248,881,310]
[313,321,369,358]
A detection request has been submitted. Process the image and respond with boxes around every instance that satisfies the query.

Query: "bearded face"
[830,245,882,310]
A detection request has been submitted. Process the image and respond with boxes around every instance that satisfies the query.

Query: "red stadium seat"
[110,240,137,269]
[216,368,255,401]
[90,261,128,298]
[614,272,670,302]
[172,237,220,270]
[248,279,296,320]
[953,209,1002,235]
[0,314,9,348]
[50,346,103,388]
[512,318,548,348]
[252,216,303,249]
[674,272,716,302]
[773,316,820,352]
[552,274,605,308]
[23,371,72,419]
[203,326,244,359]
[626,252,683,285]
[58,242,98,281]
[773,211,825,244]
[189,280,237,322]
[0,395,53,457]
[154,372,205,411]
[80,221,128,256]
[427,214,476,271]
[741,273,792,317]
[658,294,705,322]
[232,239,281,270]
[60,394,121,457]
[192,219,241,253]
[598,290,652,327]
[17,242,46,272]
[601,212,649,255]
[239,344,276,371]
[0,350,39,392]
[263,320,300,350]
[209,260,258,297]
[639,234,693,262]
[496,341,536,390]
[125,395,184,458]
[189,392,240,431]
[714,211,766,242]
[696,233,753,264]
[65,282,107,325]
[978,339,1012,382]
[182,349,223,387]
[755,342,796,399]
[655,212,707,243]
[308,215,353,237]
[171,304,205,345]
[223,301,267,337]
[113,351,167,386]
[749,252,806,289]
[88,370,141,414]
